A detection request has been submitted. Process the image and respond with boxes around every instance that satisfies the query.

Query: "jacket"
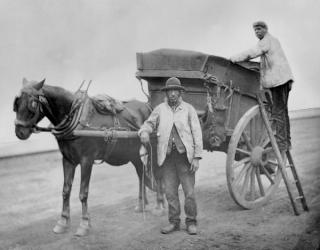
[230,33,294,88]
[138,99,203,166]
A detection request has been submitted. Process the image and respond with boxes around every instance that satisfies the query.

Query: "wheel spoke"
[236,148,251,156]
[260,165,275,184]
[256,167,265,196]
[233,157,251,169]
[263,147,273,154]
[257,116,265,144]
[250,118,256,145]
[261,137,270,148]
[234,163,251,186]
[268,160,278,166]
[241,132,253,150]
[249,167,256,200]
[240,167,251,196]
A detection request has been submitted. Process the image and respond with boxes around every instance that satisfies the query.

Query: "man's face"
[254,26,267,40]
[166,89,181,106]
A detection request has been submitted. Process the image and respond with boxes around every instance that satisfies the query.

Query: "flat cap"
[253,21,268,29]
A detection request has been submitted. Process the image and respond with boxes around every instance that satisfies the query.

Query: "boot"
[161,223,180,234]
[186,224,197,235]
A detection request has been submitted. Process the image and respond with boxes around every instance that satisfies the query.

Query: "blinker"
[13,96,19,112]
[28,98,39,113]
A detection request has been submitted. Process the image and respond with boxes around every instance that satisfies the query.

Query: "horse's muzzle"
[15,124,32,140]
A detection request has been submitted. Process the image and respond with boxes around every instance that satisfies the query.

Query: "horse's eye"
[13,96,19,112]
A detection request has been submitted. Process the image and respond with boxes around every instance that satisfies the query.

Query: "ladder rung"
[295,196,303,200]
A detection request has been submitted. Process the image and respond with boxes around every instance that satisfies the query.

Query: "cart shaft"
[73,130,139,139]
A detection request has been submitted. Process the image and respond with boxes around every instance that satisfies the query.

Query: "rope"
[137,77,150,102]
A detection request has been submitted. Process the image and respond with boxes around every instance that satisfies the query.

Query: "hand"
[140,131,150,146]
[203,73,218,84]
[190,158,200,173]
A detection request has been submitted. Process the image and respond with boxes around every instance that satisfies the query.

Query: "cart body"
[136,49,286,209]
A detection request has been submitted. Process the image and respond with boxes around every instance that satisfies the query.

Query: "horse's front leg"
[132,160,148,213]
[53,157,76,234]
[75,156,94,236]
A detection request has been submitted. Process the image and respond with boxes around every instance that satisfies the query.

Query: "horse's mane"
[42,85,75,104]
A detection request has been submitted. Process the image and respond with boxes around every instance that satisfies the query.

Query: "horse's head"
[14,78,46,140]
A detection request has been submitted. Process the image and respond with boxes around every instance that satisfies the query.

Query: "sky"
[1,0,320,144]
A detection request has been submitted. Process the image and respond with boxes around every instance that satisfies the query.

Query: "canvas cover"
[136,48,260,95]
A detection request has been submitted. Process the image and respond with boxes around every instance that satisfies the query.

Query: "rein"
[35,91,87,140]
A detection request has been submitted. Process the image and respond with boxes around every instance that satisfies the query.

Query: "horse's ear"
[22,77,28,86]
[34,78,45,90]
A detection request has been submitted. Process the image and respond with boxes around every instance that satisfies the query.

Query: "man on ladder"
[230,21,308,215]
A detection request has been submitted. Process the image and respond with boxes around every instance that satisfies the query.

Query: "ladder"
[257,95,309,215]
[286,150,309,214]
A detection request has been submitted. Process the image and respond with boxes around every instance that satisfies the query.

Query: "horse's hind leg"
[75,156,94,237]
[53,157,76,234]
[153,169,166,216]
[132,160,148,213]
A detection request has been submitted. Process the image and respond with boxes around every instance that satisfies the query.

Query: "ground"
[0,117,319,250]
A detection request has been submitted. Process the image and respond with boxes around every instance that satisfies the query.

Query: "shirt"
[230,32,294,88]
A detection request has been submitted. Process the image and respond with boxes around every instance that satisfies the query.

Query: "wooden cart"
[135,48,308,214]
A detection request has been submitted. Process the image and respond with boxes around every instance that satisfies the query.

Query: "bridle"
[13,89,50,129]
[14,88,86,140]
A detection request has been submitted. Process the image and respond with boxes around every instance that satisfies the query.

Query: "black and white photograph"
[1,0,320,249]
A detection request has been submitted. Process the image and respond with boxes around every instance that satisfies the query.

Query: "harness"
[79,112,124,161]
[14,87,86,141]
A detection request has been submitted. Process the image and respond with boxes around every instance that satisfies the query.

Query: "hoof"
[75,225,90,237]
[75,220,91,237]
[53,219,70,234]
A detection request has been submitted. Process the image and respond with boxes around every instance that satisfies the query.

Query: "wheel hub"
[251,146,268,167]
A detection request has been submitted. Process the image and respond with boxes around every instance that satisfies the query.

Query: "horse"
[13,78,165,236]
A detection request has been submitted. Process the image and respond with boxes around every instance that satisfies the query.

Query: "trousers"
[162,150,197,226]
[270,81,292,151]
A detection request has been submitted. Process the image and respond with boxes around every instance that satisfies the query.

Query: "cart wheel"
[226,105,284,209]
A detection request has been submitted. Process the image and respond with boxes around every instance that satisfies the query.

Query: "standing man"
[138,77,203,235]
[230,21,294,154]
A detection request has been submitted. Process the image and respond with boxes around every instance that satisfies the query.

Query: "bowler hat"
[253,21,268,30]
[161,77,186,91]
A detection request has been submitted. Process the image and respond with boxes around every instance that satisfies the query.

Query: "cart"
[135,48,308,214]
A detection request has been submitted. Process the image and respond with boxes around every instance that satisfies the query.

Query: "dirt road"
[1,117,320,250]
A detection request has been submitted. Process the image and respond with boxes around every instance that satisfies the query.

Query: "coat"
[230,33,294,88]
[138,99,203,166]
